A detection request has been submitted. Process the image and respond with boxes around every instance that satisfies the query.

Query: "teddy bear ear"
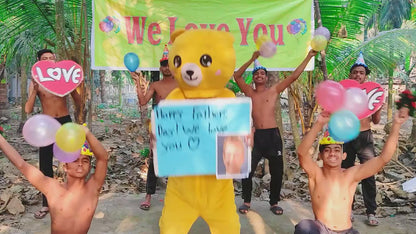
[170,29,186,43]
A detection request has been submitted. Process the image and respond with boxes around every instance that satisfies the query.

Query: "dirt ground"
[0,105,415,233]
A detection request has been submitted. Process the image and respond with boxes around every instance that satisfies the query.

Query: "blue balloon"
[124,52,140,72]
[328,110,360,143]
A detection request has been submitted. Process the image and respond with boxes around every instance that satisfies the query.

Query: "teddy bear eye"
[174,56,182,68]
[200,54,212,67]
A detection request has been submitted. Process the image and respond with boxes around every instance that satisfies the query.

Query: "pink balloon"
[22,114,61,147]
[316,80,346,113]
[343,87,368,118]
[53,143,81,163]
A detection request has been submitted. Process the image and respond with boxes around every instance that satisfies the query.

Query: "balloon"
[99,21,112,33]
[316,80,346,113]
[314,26,331,40]
[55,123,86,152]
[343,87,368,118]
[124,52,140,72]
[259,41,277,58]
[255,35,270,50]
[328,110,360,142]
[23,114,61,147]
[53,143,81,163]
[311,35,328,51]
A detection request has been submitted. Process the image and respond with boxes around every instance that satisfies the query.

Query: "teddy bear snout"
[186,70,194,78]
[181,63,203,87]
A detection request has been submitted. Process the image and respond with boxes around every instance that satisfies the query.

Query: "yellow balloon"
[55,123,86,152]
[255,35,271,50]
[311,35,328,51]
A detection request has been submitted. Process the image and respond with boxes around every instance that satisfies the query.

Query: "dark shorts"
[295,219,359,234]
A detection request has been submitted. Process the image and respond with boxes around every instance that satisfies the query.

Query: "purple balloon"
[53,143,81,163]
[291,24,300,34]
[22,114,61,147]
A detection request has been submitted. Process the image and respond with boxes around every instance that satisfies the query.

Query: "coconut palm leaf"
[327,28,416,81]
[319,0,380,39]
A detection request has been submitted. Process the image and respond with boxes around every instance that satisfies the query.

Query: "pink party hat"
[252,59,267,74]
[160,44,169,65]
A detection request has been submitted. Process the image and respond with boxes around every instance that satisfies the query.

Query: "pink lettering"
[148,22,161,45]
[125,16,146,44]
[236,18,253,45]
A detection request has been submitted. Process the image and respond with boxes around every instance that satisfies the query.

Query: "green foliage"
[227,73,253,94]
[140,148,150,158]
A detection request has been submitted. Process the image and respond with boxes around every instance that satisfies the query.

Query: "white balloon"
[259,41,276,58]
[22,114,61,147]
[314,26,331,40]
[343,88,368,118]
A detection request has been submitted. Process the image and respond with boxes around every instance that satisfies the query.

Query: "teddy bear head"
[168,29,236,98]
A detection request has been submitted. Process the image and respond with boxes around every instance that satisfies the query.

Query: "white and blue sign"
[151,97,252,177]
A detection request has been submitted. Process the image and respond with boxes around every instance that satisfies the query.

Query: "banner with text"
[151,98,252,177]
[92,0,314,71]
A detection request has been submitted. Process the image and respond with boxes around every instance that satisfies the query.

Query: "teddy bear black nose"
[186,70,194,77]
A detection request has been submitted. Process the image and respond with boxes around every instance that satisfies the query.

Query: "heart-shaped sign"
[31,60,84,97]
[339,79,385,119]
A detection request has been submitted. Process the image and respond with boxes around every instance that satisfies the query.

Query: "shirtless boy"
[342,59,382,225]
[0,126,108,234]
[234,49,317,215]
[130,49,177,210]
[295,108,408,233]
[25,49,82,219]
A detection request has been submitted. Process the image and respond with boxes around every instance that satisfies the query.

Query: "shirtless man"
[234,49,317,215]
[341,60,382,225]
[295,108,408,233]
[0,126,108,234]
[25,49,82,219]
[130,51,177,210]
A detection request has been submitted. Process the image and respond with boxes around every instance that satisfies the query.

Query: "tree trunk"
[99,70,106,103]
[55,0,66,60]
[288,87,301,148]
[20,61,27,122]
[408,118,416,142]
[387,75,393,122]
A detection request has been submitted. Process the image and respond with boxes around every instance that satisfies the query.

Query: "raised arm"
[0,135,55,194]
[352,108,409,181]
[274,50,317,93]
[233,51,259,97]
[131,72,155,106]
[297,111,330,177]
[84,127,108,189]
[25,81,38,114]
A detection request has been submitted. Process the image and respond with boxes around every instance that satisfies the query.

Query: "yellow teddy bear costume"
[158,29,240,234]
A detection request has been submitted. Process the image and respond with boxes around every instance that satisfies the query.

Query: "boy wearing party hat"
[342,52,382,225]
[234,49,317,215]
[295,109,408,234]
[130,44,177,210]
[0,125,108,233]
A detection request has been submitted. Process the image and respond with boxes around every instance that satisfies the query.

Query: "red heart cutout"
[31,60,84,97]
[339,79,385,119]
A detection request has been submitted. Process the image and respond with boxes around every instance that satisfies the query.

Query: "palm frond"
[327,28,416,80]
